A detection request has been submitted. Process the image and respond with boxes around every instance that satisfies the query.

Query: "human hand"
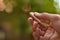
[28,12,60,40]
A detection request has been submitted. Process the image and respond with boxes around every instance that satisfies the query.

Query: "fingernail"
[30,12,34,15]
[34,12,41,16]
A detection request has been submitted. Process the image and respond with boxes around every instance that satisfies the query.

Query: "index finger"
[34,12,60,22]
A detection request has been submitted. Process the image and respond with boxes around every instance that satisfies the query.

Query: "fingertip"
[28,17,33,25]
[40,36,44,40]
[33,21,38,25]
[33,21,40,28]
[29,12,34,16]
[40,36,43,38]
[33,21,38,28]
[33,21,40,31]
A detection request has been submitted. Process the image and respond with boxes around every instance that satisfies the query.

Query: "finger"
[33,28,42,40]
[34,12,60,23]
[34,12,50,24]
[29,12,48,31]
[33,21,45,35]
[33,32,38,40]
[43,27,54,40]
[33,21,38,31]
[40,35,49,40]
[40,36,49,40]
[33,28,45,40]
[33,20,46,32]
[36,27,45,36]
[32,21,45,37]
[28,17,33,25]
[40,36,44,40]
[50,31,58,40]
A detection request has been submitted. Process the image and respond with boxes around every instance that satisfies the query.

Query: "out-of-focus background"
[0,0,60,40]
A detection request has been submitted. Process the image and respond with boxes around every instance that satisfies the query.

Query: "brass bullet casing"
[30,12,49,28]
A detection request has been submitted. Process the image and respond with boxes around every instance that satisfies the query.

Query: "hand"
[28,12,60,40]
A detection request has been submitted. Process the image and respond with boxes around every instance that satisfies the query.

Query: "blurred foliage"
[0,0,60,40]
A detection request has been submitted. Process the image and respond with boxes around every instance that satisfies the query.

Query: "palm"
[32,24,58,40]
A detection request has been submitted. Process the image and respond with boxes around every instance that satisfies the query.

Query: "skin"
[0,0,6,11]
[28,12,60,40]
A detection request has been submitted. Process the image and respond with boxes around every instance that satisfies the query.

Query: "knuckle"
[53,15,60,21]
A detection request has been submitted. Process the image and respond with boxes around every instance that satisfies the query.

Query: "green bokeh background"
[0,0,60,40]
